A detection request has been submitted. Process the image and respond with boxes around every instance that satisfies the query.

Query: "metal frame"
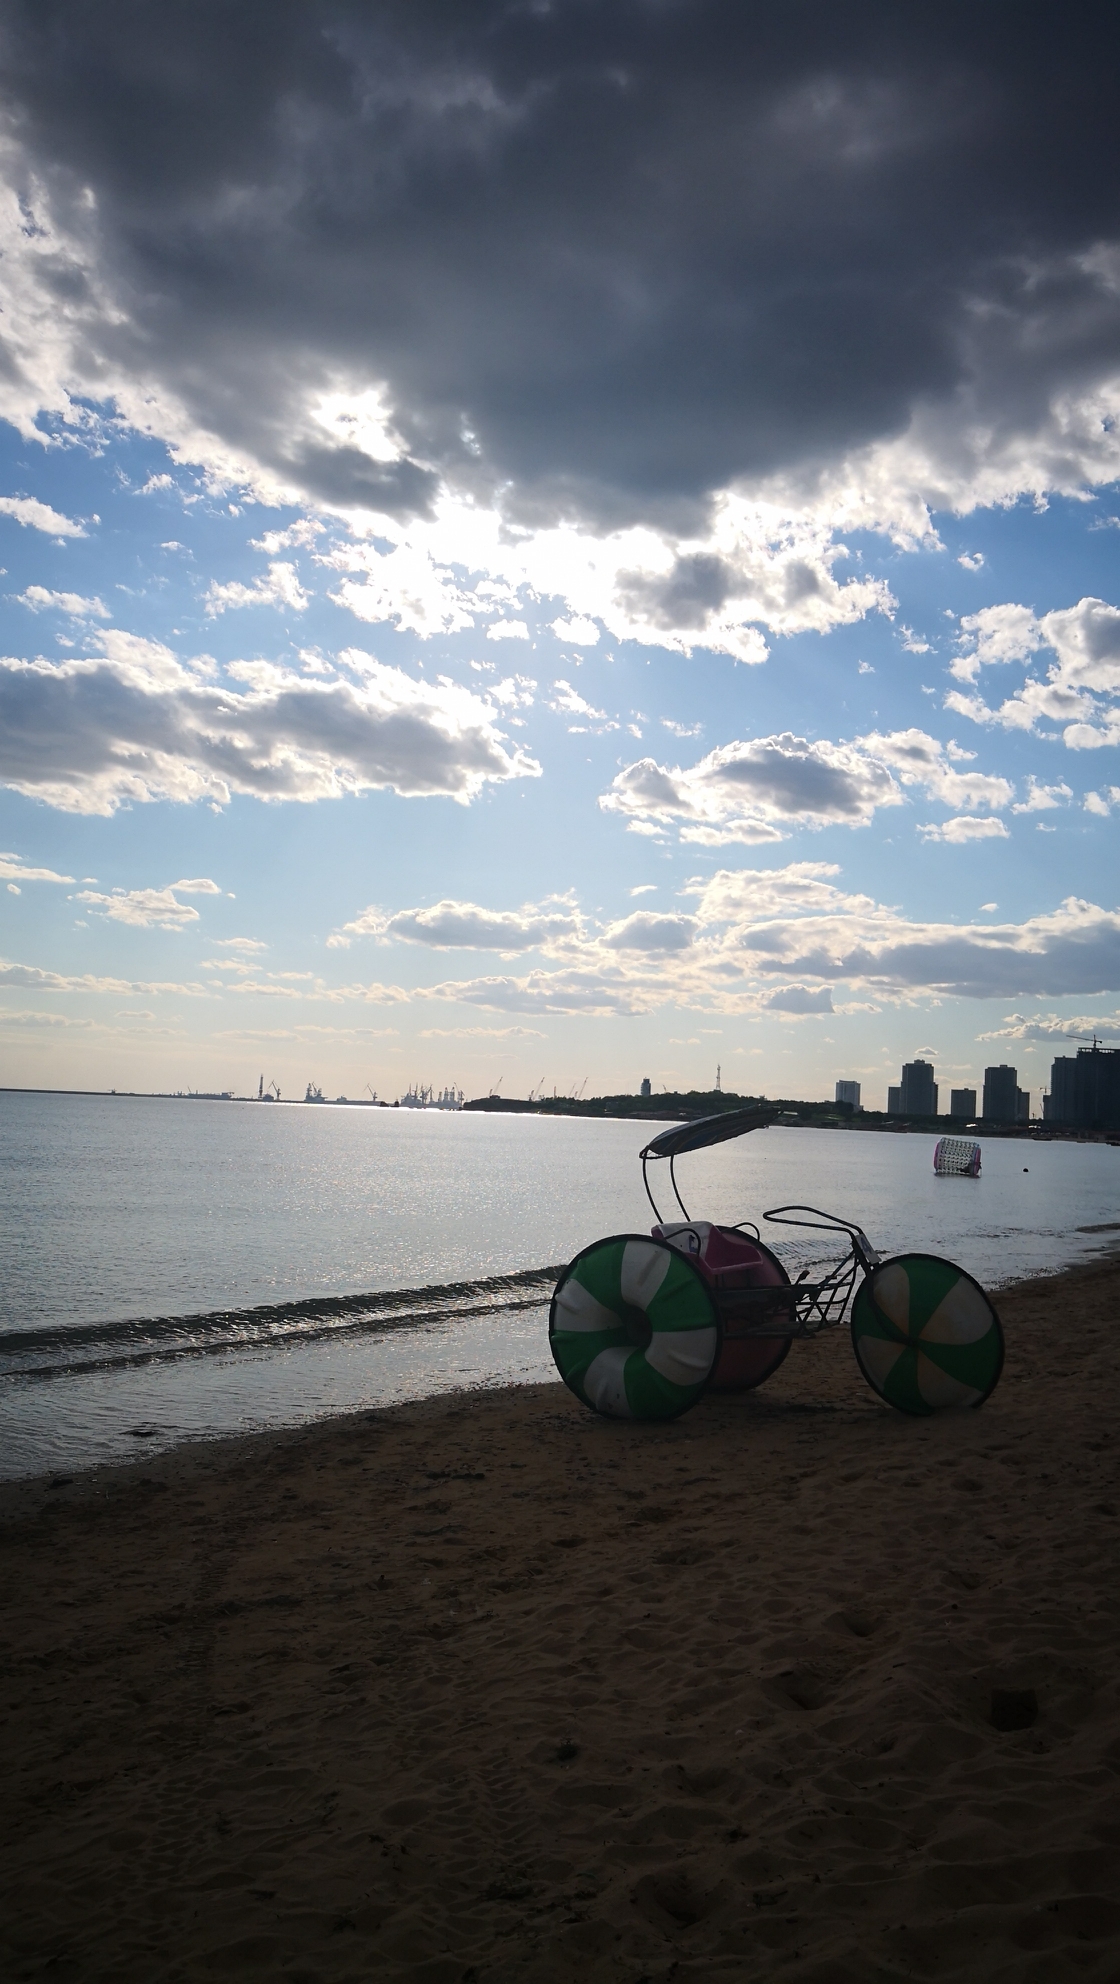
[556,1104,1004,1420]
[638,1109,883,1340]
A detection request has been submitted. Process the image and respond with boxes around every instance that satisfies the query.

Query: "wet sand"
[3,1254,1120,1982]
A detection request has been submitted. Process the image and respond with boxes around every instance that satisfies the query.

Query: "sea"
[2,1089,1117,1480]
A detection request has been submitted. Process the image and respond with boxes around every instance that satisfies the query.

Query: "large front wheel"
[851,1253,1004,1415]
[550,1234,720,1421]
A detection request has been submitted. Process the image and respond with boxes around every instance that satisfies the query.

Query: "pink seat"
[652,1221,791,1392]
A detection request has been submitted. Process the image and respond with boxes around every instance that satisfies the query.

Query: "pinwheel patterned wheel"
[851,1255,1004,1416]
[550,1235,720,1421]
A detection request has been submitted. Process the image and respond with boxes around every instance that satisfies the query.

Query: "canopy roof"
[639,1106,776,1162]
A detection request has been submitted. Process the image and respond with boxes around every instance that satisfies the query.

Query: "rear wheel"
[709,1230,791,1393]
[851,1253,1004,1415]
[550,1234,720,1421]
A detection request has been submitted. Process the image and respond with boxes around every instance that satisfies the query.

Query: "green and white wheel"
[550,1234,720,1421]
[851,1253,1004,1416]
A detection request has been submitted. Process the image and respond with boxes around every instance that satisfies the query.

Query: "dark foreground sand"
[3,1257,1120,1984]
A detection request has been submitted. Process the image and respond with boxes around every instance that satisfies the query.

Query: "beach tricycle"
[549,1106,1004,1421]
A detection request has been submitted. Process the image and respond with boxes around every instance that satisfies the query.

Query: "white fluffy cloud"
[598,727,1011,845]
[946,596,1120,748]
[917,816,1009,844]
[204,561,308,616]
[601,912,698,952]
[977,1011,1120,1043]
[549,679,615,731]
[1012,777,1074,814]
[684,866,1120,1002]
[601,734,899,844]
[250,520,324,554]
[603,507,895,661]
[75,877,223,930]
[760,984,835,1014]
[418,1024,547,1039]
[322,539,479,637]
[10,862,1120,1027]
[385,862,1120,1018]
[313,496,898,663]
[16,586,109,619]
[0,637,540,815]
[0,957,207,996]
[328,896,581,953]
[949,604,1042,683]
[858,730,1013,813]
[0,495,86,537]
[551,616,600,645]
[0,852,75,884]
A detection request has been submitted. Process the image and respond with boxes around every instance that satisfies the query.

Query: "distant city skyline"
[1,6,1119,1100]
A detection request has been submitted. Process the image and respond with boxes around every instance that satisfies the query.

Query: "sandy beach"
[3,1254,1120,1983]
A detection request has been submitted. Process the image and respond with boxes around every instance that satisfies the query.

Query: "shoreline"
[4,1243,1120,1502]
[3,1251,1120,1979]
[7,1085,1118,1144]
[3,1243,1119,1502]
[8,1253,1118,1515]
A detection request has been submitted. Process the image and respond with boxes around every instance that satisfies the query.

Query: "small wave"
[0,1264,564,1384]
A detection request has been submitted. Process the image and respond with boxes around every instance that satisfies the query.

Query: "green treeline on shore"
[466,1087,858,1125]
[462,1089,1082,1138]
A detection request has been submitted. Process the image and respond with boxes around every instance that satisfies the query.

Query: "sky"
[1,0,1119,1110]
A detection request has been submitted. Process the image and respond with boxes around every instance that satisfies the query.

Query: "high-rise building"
[640,1076,651,1098]
[1045,1056,1078,1123]
[1045,1046,1120,1128]
[982,1065,1019,1122]
[887,1086,902,1116]
[1016,1089,1031,1123]
[900,1060,938,1116]
[835,1080,861,1109]
[949,1088,977,1118]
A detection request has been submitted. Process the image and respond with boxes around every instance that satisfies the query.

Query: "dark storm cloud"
[616,555,737,631]
[2,1,1119,518]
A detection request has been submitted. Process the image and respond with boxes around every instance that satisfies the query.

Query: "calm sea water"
[2,1090,1117,1478]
